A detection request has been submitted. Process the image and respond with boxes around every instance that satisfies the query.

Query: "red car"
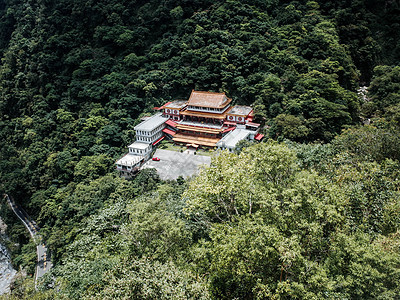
[152,157,160,161]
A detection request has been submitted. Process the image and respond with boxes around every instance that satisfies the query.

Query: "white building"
[116,113,168,177]
[128,142,152,159]
[115,153,144,176]
[134,113,167,145]
[216,129,253,152]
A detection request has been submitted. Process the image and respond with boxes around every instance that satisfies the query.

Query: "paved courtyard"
[140,149,212,180]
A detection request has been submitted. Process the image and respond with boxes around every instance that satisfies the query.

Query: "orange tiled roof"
[165,119,177,127]
[164,100,187,110]
[162,128,176,136]
[255,133,264,141]
[159,102,172,110]
[227,105,253,116]
[187,90,232,109]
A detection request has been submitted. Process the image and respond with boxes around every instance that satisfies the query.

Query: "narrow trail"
[3,194,52,288]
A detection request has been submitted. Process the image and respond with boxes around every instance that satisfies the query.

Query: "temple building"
[159,90,262,148]
[116,90,264,176]
[162,100,187,121]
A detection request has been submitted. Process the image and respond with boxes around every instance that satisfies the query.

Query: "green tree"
[270,114,309,141]
[185,141,400,298]
[369,65,400,112]
[73,154,113,182]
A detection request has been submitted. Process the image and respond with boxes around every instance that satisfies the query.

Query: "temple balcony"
[177,120,223,130]
[186,105,230,114]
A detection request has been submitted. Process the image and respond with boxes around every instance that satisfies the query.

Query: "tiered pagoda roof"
[187,90,232,108]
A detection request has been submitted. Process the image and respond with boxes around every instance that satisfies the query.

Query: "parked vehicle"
[152,157,160,161]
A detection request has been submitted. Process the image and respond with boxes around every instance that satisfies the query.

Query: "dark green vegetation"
[4,141,400,299]
[0,0,399,299]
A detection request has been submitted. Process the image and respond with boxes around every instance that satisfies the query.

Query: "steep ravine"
[0,218,17,296]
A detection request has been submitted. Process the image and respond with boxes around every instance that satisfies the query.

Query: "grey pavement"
[4,194,52,287]
[141,149,212,180]
[36,244,52,279]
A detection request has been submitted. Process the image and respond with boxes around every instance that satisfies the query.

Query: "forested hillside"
[0,0,399,298]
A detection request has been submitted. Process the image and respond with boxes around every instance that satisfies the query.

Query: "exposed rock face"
[0,218,17,296]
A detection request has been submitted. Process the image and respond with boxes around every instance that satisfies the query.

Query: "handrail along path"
[3,194,52,288]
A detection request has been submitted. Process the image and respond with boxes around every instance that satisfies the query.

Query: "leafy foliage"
[185,141,400,299]
[0,0,399,298]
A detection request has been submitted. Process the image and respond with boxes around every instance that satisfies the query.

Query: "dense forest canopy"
[0,0,399,298]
